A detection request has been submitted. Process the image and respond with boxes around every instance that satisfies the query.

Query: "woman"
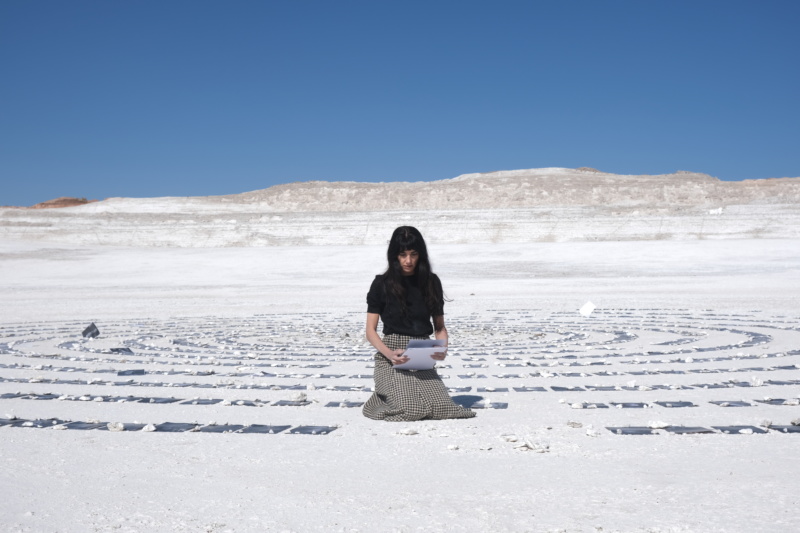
[363,226,476,421]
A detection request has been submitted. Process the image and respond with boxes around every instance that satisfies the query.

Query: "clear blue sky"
[2,0,798,206]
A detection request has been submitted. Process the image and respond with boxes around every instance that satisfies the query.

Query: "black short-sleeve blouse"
[366,273,444,337]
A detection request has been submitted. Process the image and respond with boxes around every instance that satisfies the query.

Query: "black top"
[366,273,444,337]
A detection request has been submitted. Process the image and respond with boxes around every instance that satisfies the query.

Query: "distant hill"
[1,168,798,246]
[2,197,98,209]
[30,197,98,209]
[219,168,799,212]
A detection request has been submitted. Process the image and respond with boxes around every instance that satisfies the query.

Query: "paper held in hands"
[393,339,447,370]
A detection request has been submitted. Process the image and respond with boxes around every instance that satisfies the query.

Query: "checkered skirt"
[362,333,476,421]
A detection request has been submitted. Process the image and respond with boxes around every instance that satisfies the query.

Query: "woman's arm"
[432,315,448,360]
[366,313,408,365]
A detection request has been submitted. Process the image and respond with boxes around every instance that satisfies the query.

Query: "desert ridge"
[1,168,799,247]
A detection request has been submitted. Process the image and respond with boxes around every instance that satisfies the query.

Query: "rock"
[514,440,549,452]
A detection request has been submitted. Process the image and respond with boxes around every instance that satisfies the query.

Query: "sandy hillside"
[2,168,799,246]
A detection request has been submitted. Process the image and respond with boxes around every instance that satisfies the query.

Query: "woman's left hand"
[431,350,447,361]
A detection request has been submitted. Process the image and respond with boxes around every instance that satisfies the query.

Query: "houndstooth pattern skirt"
[362,333,476,421]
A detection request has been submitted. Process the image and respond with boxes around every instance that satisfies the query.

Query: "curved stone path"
[1,309,798,435]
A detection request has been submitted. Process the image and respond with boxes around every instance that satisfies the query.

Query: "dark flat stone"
[607,426,658,435]
[712,425,768,434]
[82,323,100,338]
[228,400,258,407]
[770,425,800,433]
[30,393,61,400]
[196,424,246,433]
[575,403,609,409]
[755,398,800,406]
[288,425,337,435]
[663,426,714,434]
[63,421,108,430]
[239,424,290,434]
[117,369,145,376]
[155,422,200,432]
[710,400,752,407]
[654,401,697,408]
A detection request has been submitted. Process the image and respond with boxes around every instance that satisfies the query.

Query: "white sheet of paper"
[580,301,596,317]
[393,339,446,370]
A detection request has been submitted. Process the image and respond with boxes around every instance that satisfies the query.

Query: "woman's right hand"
[386,349,409,365]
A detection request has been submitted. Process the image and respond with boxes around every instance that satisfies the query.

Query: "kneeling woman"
[363,226,475,421]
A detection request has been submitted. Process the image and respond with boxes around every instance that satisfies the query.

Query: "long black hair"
[383,226,444,317]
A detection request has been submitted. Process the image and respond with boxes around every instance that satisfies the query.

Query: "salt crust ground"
[1,237,799,532]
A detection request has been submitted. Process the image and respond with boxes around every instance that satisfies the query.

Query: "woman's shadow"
[451,395,484,408]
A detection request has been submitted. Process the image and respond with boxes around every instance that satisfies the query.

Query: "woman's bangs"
[396,235,419,252]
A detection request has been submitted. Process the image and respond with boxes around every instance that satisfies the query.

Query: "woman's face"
[397,249,419,276]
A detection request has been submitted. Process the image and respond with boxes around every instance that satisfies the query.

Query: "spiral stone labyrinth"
[1,309,799,435]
